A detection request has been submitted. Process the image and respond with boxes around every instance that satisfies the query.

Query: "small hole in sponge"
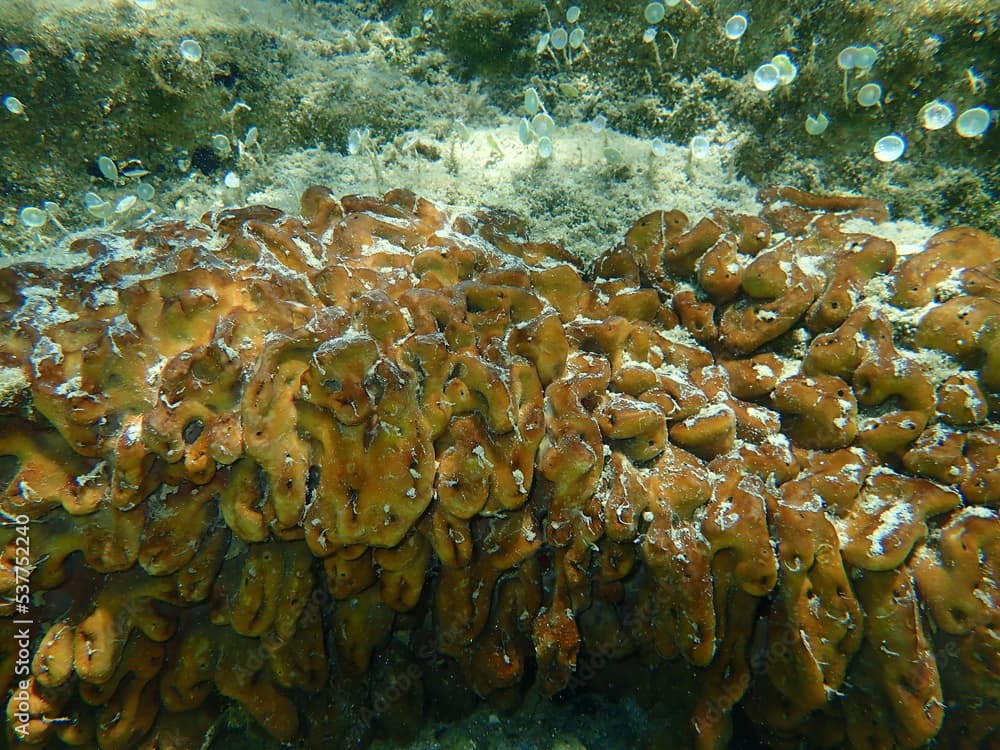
[0,454,21,491]
[182,419,205,444]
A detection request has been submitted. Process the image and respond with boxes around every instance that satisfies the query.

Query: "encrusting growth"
[1,184,998,749]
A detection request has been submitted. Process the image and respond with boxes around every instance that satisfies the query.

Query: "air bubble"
[3,96,24,114]
[837,46,859,70]
[518,118,533,145]
[804,113,829,135]
[524,87,541,115]
[644,2,666,24]
[873,134,905,162]
[853,45,877,70]
[724,14,748,41]
[212,133,232,154]
[753,63,780,92]
[19,206,47,228]
[920,100,954,130]
[955,106,991,137]
[531,112,555,139]
[771,53,797,85]
[179,39,202,62]
[115,195,138,213]
[97,156,119,182]
[856,82,882,108]
[689,136,710,159]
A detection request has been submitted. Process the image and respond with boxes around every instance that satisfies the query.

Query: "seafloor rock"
[1,186,999,749]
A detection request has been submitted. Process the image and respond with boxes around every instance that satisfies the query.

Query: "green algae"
[1,0,995,257]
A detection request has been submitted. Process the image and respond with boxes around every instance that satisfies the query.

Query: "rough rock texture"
[1,186,999,749]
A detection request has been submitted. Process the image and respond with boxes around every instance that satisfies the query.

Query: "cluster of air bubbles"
[830,44,904,163]
[830,40,992,162]
[837,44,878,107]
[3,49,30,117]
[76,154,159,220]
[531,114,556,154]
[81,189,150,220]
[406,8,435,37]
[87,194,118,218]
[6,20,268,243]
[517,87,557,159]
[537,5,586,63]
[837,45,878,72]
[868,102,990,165]
[565,6,585,48]
[798,37,993,166]
[640,0,686,64]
